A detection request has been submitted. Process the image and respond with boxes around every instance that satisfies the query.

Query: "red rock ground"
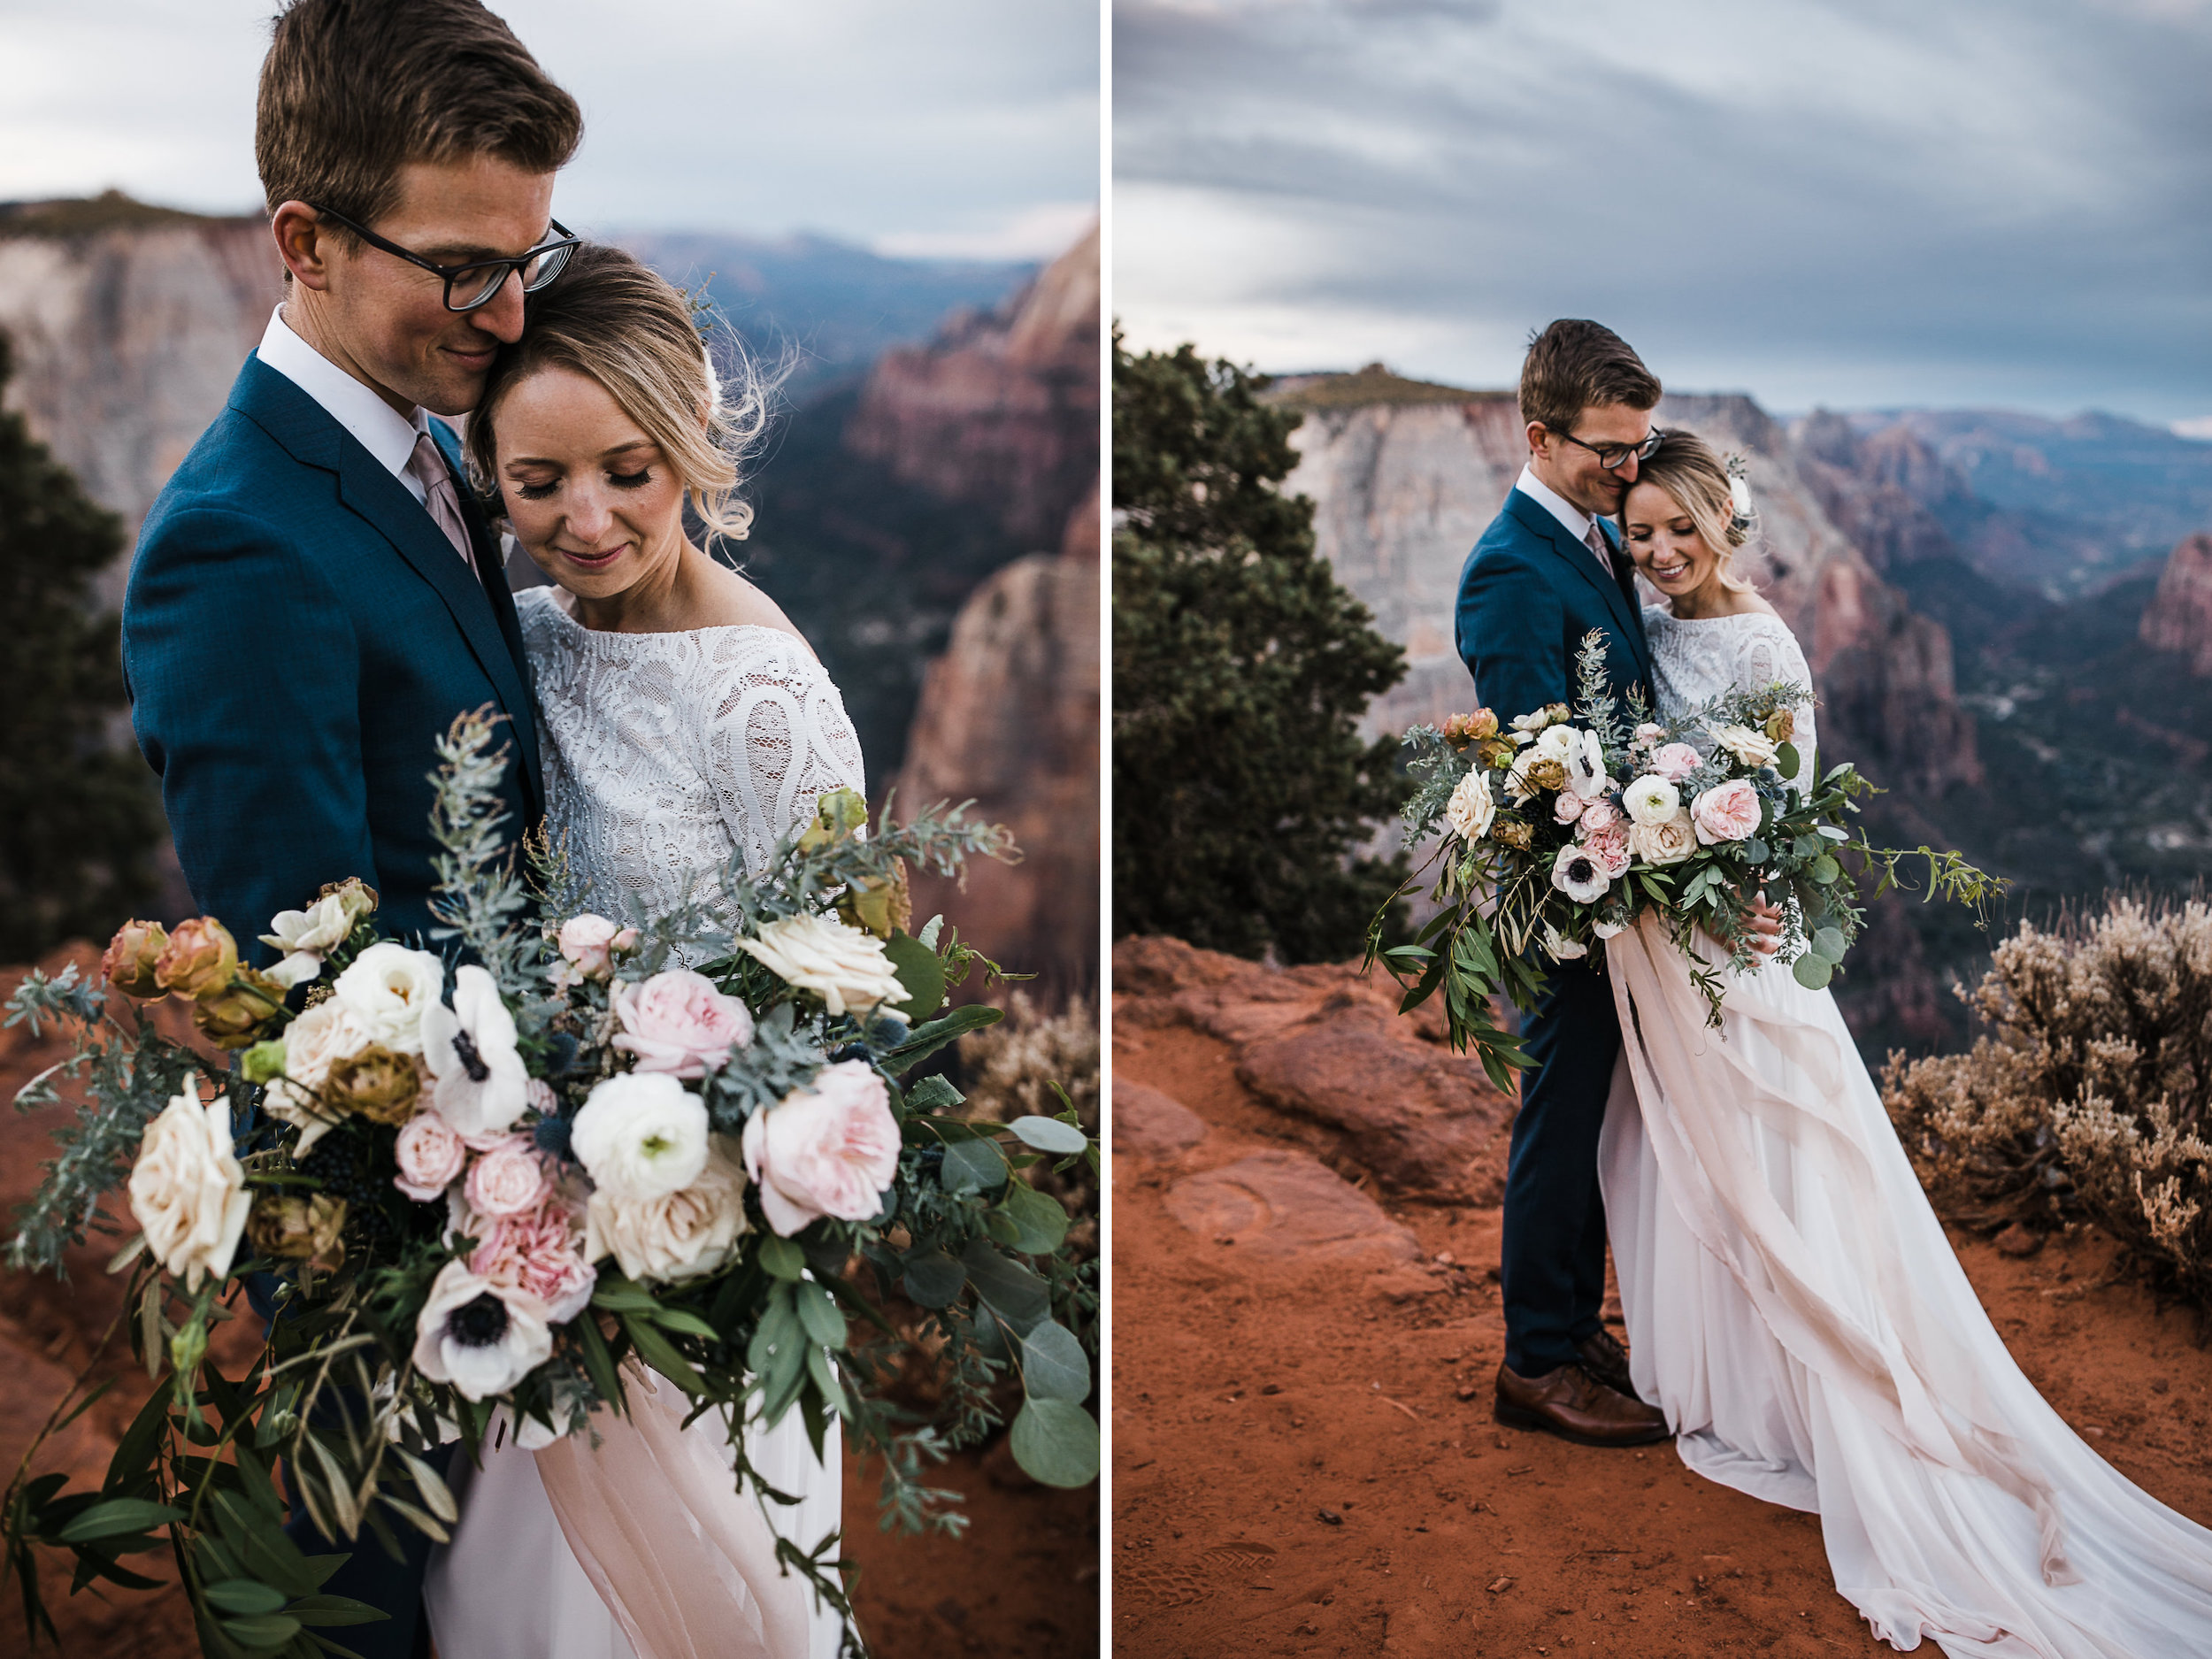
[0,951,1095,1658]
[1110,968,2212,1659]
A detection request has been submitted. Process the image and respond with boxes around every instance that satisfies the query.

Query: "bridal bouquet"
[1370,632,1997,1080]
[0,711,1098,1655]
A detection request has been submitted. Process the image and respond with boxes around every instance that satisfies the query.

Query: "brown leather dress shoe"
[1494,1361,1671,1448]
[1576,1327,1639,1401]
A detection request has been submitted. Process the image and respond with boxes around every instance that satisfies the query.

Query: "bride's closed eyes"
[511,464,655,501]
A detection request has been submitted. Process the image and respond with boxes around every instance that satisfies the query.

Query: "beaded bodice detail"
[1642,607,1817,784]
[517,585,866,922]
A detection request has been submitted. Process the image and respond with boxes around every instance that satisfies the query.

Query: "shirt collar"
[1516,463,1600,549]
[256,304,431,497]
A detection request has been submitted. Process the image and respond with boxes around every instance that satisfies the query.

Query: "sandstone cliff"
[2141,533,2212,675]
[897,481,1099,999]
[1273,373,1982,797]
[0,196,282,608]
[845,221,1098,550]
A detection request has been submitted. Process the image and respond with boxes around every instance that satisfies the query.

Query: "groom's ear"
[1525,419,1552,460]
[271,201,336,293]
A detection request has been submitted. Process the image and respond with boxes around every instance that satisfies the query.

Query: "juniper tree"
[0,330,162,957]
[1112,334,1407,962]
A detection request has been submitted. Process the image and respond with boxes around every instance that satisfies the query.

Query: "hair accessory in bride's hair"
[1724,452,1756,532]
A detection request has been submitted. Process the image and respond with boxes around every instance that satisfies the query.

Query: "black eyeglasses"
[308,204,578,312]
[1548,426,1663,472]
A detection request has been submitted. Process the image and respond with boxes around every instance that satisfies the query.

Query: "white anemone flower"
[1563,726,1612,800]
[420,965,529,1138]
[410,1261,553,1402]
[1550,842,1612,903]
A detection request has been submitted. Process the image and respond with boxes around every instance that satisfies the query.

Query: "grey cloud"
[1113,0,2212,420]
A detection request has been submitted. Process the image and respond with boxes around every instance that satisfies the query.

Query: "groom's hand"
[1745,895,1785,956]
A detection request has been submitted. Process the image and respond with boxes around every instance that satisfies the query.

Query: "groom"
[1454,319,1671,1448]
[121,2,578,1652]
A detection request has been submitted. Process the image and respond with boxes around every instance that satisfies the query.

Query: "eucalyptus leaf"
[1008,1398,1100,1488]
[1811,926,1847,964]
[1811,855,1841,886]
[960,1238,1049,1333]
[1001,1182,1071,1254]
[757,1236,807,1282]
[901,1249,965,1308]
[1008,1115,1087,1155]
[796,1281,848,1348]
[1792,954,1834,990]
[940,1137,1008,1196]
[1018,1321,1091,1402]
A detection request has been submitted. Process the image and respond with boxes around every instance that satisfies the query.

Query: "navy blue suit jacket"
[124,354,543,961]
[1454,486,1655,726]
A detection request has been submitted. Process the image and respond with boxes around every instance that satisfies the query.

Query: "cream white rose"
[571,1071,710,1202]
[583,1144,749,1282]
[1710,723,1782,770]
[1628,810,1698,866]
[262,998,373,1156]
[1622,774,1682,827]
[128,1091,250,1291]
[738,913,910,1018]
[333,942,446,1055]
[1444,769,1496,842]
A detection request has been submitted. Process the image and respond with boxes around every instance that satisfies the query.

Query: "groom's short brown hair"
[256,0,581,239]
[1519,319,1661,435]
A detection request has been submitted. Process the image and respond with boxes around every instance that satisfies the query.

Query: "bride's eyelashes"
[510,466,654,502]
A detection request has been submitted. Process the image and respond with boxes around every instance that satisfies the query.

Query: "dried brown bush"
[960,994,1099,1250]
[1882,896,2212,1310]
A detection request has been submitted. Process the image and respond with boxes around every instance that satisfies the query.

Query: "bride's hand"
[1745,895,1785,957]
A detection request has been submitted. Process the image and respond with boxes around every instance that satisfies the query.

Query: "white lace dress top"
[515,585,867,922]
[1643,607,1816,785]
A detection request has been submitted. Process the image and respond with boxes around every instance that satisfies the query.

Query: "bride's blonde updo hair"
[465,242,772,542]
[1629,428,1757,593]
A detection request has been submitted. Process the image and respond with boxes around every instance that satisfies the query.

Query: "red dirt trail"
[1111,1017,2212,1659]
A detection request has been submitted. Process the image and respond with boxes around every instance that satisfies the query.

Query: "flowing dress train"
[1598,609,2212,1656]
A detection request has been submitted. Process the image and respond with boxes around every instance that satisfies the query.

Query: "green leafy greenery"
[0,329,163,959]
[1112,333,1409,961]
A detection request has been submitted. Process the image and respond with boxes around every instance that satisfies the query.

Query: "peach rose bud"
[155,917,238,1001]
[103,919,170,998]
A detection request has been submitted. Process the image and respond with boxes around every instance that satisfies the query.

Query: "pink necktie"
[406,431,479,584]
[1584,521,1612,572]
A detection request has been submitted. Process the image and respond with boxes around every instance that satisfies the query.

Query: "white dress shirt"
[256,304,433,505]
[1515,463,1613,571]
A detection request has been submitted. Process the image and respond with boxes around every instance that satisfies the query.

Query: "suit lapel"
[1506,490,1645,649]
[232,358,544,818]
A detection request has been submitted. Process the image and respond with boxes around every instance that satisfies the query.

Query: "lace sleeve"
[1736,621,1816,788]
[697,633,868,875]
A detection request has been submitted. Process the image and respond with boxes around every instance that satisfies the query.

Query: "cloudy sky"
[0,0,1099,259]
[1115,0,2212,426]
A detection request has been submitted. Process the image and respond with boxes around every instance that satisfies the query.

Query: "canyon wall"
[2141,533,2212,675]
[0,197,282,608]
[845,221,1099,550]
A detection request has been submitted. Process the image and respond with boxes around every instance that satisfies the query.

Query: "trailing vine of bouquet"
[0,710,1099,1656]
[1368,631,2000,1079]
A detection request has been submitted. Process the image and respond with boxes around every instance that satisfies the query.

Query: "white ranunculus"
[738,913,910,1018]
[1540,923,1588,962]
[583,1143,749,1282]
[258,894,353,986]
[1550,842,1612,903]
[1444,768,1496,843]
[1622,773,1682,827]
[419,964,529,1138]
[411,1260,553,1402]
[1628,810,1698,866]
[128,1091,250,1291]
[1532,724,1578,763]
[1710,722,1782,770]
[333,942,446,1055]
[571,1071,710,1202]
[261,998,373,1156]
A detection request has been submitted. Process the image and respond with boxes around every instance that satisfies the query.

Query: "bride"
[422,244,860,1659]
[1599,431,2212,1656]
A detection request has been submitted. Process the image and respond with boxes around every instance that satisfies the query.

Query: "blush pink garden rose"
[741,1060,901,1237]
[1552,790,1586,826]
[1650,742,1702,782]
[394,1111,468,1202]
[554,914,640,986]
[1580,821,1633,879]
[611,969,755,1078]
[1579,798,1623,833]
[469,1195,596,1322]
[465,1136,553,1217]
[1691,779,1763,845]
